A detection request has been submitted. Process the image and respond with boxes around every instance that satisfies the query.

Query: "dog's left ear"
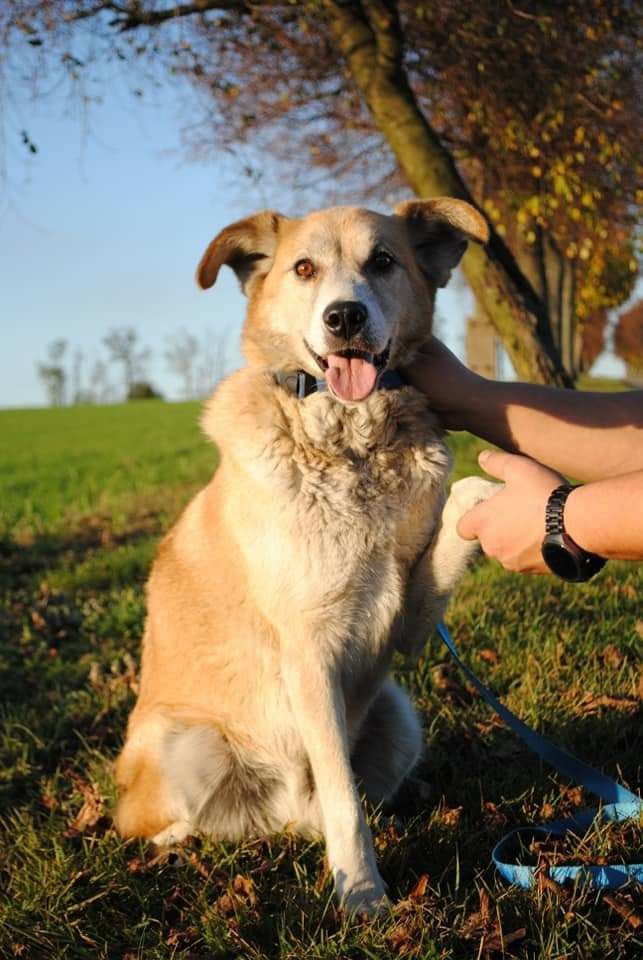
[395,198,489,287]
[196,210,288,294]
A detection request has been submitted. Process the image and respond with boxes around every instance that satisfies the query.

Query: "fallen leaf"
[535,866,566,899]
[232,873,256,907]
[575,692,638,715]
[483,927,527,954]
[215,892,236,916]
[540,802,555,820]
[602,644,625,668]
[431,663,473,703]
[479,887,491,924]
[186,850,212,881]
[482,801,508,830]
[30,610,47,631]
[441,805,463,829]
[127,847,180,873]
[559,784,583,807]
[604,893,642,930]
[479,648,499,664]
[65,778,106,836]
[408,873,429,901]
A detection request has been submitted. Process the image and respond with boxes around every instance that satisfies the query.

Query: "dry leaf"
[576,692,638,715]
[127,847,179,873]
[483,927,527,954]
[408,873,429,901]
[431,664,472,703]
[231,873,256,907]
[441,805,463,829]
[66,778,105,836]
[479,648,499,664]
[540,802,555,820]
[30,610,47,631]
[479,887,491,924]
[215,892,236,916]
[604,893,642,929]
[602,644,625,668]
[482,801,508,830]
[559,784,583,807]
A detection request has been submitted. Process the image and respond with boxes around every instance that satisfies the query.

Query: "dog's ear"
[395,198,488,287]
[196,210,288,294]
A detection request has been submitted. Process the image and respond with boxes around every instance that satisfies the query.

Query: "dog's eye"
[369,250,395,273]
[294,258,316,280]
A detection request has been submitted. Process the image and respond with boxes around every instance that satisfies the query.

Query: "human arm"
[457,450,643,573]
[403,338,643,482]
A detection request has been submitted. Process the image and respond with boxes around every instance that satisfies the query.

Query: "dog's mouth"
[305,341,391,402]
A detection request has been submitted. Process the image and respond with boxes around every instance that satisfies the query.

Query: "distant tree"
[194,331,229,398]
[127,380,164,401]
[102,327,151,400]
[614,300,643,381]
[88,358,115,404]
[71,348,84,404]
[165,328,199,399]
[36,339,68,406]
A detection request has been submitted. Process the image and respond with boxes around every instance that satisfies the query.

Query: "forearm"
[564,471,643,560]
[459,380,643,482]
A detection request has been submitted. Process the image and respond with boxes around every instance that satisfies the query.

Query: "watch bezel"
[541,533,585,582]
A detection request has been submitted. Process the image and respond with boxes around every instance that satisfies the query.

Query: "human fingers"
[477,448,524,480]
[456,500,487,541]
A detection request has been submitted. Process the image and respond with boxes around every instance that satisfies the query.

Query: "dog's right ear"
[196,211,288,294]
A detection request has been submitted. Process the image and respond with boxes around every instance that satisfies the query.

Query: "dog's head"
[197,199,488,402]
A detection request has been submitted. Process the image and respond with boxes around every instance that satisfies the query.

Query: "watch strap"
[542,483,607,582]
[545,483,574,536]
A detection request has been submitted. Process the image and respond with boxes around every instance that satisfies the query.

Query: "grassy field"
[0,399,640,959]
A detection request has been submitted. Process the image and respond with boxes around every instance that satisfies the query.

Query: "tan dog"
[115,199,498,914]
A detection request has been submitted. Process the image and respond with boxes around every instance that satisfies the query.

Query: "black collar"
[275,368,406,399]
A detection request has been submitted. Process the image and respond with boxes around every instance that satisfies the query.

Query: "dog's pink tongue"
[325,354,378,401]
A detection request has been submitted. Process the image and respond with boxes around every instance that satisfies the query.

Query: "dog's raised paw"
[448,475,502,517]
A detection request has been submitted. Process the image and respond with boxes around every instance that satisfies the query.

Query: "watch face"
[541,541,581,582]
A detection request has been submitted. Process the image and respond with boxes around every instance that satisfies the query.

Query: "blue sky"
[0,71,623,408]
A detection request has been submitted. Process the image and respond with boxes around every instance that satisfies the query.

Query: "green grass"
[0,401,216,537]
[0,400,640,959]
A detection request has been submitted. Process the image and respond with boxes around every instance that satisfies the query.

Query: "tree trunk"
[325,0,572,385]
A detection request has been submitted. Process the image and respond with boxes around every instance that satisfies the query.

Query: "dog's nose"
[323,300,368,340]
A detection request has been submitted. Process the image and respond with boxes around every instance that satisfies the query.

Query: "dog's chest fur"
[205,373,450,684]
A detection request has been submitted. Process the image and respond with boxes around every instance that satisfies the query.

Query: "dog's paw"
[448,475,502,516]
[341,881,390,918]
[438,476,502,548]
[151,820,192,847]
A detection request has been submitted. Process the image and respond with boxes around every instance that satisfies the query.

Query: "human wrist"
[563,484,601,556]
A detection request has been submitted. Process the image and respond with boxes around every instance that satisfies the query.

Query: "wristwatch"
[541,484,607,582]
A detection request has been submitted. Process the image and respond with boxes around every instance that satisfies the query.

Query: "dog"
[114,198,498,915]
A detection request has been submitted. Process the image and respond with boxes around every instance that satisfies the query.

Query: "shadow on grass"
[0,512,163,591]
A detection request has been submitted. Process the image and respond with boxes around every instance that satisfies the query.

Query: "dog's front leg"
[282,644,388,916]
[395,476,501,658]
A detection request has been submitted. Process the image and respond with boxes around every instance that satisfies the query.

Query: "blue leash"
[436,621,642,889]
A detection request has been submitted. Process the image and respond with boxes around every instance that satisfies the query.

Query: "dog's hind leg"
[351,679,423,807]
[114,716,191,843]
[115,717,239,845]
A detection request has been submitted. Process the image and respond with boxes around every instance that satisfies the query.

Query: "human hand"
[457,450,565,573]
[402,337,487,430]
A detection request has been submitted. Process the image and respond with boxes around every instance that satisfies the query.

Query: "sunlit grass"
[0,401,640,958]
